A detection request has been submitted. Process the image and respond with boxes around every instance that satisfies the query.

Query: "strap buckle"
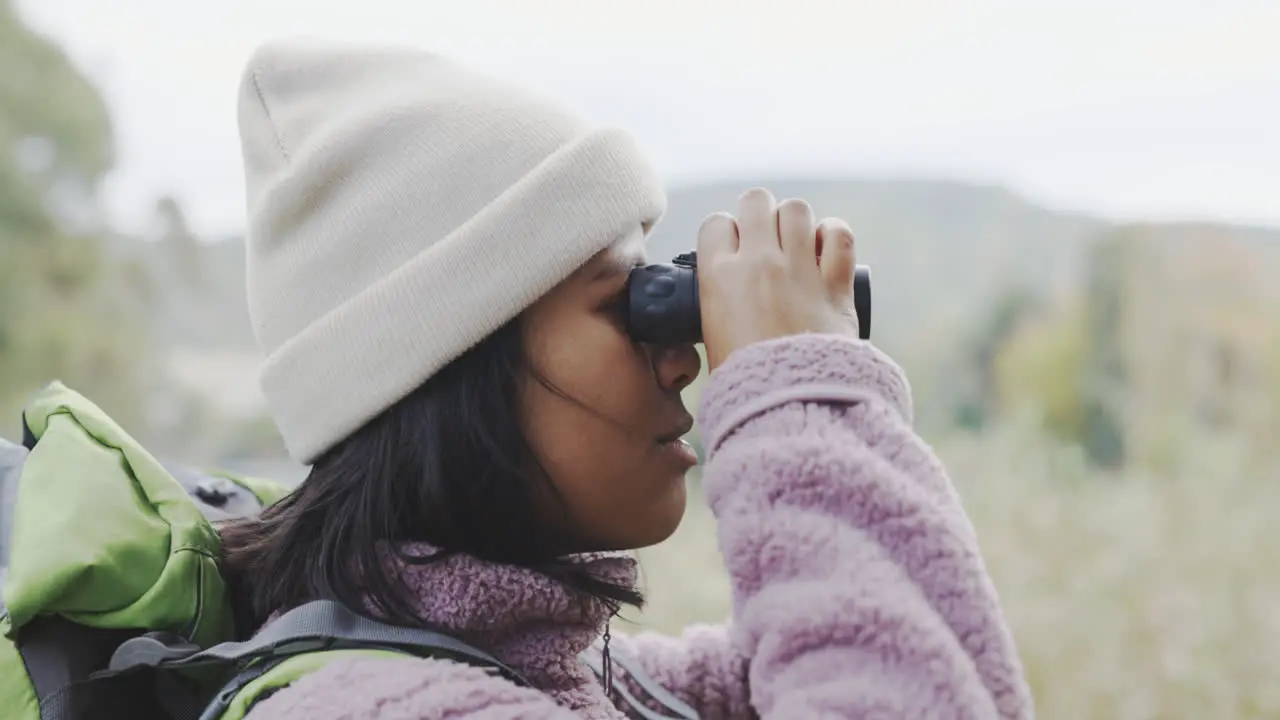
[107,631,201,672]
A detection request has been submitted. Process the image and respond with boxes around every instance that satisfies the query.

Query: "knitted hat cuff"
[260,126,665,464]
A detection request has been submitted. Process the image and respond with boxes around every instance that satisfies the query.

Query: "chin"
[633,478,689,549]
[574,474,690,553]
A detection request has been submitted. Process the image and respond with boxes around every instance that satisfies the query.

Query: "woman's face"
[520,231,702,553]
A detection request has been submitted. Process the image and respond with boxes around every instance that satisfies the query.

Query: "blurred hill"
[653,179,1104,347]
[122,179,1280,448]
[651,180,1280,342]
[4,0,1277,466]
[125,178,1112,355]
[135,178,1280,362]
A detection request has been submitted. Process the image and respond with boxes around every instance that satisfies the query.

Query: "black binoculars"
[626,251,871,345]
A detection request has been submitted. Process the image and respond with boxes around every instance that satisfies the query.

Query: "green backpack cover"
[0,382,698,720]
[0,381,296,719]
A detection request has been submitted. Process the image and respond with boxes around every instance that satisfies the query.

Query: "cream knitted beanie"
[237,38,666,464]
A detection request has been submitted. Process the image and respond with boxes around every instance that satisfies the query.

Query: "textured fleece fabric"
[244,333,1035,719]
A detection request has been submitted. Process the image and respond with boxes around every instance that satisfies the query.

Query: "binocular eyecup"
[626,251,871,345]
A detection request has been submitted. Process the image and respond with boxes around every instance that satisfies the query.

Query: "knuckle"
[711,253,740,275]
[748,252,789,280]
[698,245,735,274]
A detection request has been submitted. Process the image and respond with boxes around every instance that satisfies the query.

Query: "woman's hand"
[696,187,860,372]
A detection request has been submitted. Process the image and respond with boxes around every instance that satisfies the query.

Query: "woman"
[219,38,1033,719]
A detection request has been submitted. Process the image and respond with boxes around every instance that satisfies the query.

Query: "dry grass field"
[619,421,1280,719]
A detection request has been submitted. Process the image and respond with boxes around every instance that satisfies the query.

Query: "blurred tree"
[153,195,204,288]
[983,226,1146,468]
[1075,228,1135,469]
[945,285,1044,433]
[0,1,152,434]
[993,300,1088,444]
[991,223,1280,474]
[986,229,1138,469]
[968,286,1042,427]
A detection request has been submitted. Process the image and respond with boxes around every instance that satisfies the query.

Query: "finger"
[777,198,816,268]
[696,211,739,263]
[817,218,856,296]
[735,187,780,256]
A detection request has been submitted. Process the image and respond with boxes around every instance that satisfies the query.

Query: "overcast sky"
[17,0,1280,237]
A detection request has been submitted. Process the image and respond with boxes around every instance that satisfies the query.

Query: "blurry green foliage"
[0,1,152,434]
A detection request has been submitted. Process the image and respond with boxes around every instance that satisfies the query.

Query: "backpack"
[0,381,699,720]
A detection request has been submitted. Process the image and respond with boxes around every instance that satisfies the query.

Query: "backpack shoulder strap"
[208,646,704,720]
[200,648,405,720]
[111,599,529,688]
[106,599,532,720]
[110,599,702,720]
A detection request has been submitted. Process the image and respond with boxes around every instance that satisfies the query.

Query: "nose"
[652,343,702,393]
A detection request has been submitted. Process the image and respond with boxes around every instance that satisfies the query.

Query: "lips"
[656,415,695,444]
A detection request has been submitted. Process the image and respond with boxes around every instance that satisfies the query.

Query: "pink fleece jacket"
[245,334,1034,719]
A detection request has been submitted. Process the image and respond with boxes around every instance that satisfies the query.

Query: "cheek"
[521,325,661,508]
[526,332,653,461]
[528,311,652,415]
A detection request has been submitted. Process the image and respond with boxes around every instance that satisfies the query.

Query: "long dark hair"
[218,314,643,633]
